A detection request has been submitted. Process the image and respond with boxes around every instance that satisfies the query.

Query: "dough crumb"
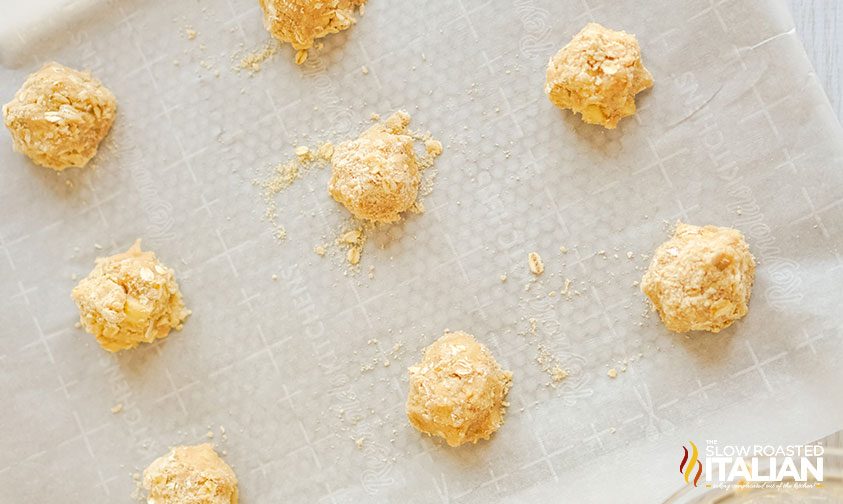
[316,142,334,160]
[424,138,443,157]
[258,0,367,64]
[607,368,618,378]
[71,240,189,352]
[110,403,123,414]
[641,222,755,333]
[143,444,237,504]
[545,23,653,129]
[406,331,512,447]
[337,225,366,265]
[551,366,568,383]
[3,62,117,170]
[528,252,544,275]
[313,244,327,256]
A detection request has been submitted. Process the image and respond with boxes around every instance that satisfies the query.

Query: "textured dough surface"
[2,62,116,170]
[328,111,420,223]
[406,331,512,447]
[143,444,238,504]
[641,223,756,333]
[545,22,652,129]
[71,240,189,352]
[258,0,366,63]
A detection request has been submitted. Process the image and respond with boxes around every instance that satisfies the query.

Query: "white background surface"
[1,1,843,503]
[788,0,842,121]
[787,0,842,459]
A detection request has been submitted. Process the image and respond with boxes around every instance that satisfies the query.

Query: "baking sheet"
[1,0,843,502]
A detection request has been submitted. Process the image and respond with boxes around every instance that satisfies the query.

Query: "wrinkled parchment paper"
[1,0,842,502]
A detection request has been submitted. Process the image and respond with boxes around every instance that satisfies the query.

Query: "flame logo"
[679,441,703,487]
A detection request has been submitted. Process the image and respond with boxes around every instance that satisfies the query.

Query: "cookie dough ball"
[329,111,420,223]
[545,23,652,129]
[259,0,367,63]
[406,331,513,447]
[641,223,756,333]
[143,444,238,504]
[71,240,189,352]
[2,62,117,170]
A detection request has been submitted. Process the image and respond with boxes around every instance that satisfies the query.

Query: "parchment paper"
[1,0,842,502]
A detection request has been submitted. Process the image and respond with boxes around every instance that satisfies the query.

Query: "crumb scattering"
[255,140,334,240]
[238,39,280,74]
[255,111,440,268]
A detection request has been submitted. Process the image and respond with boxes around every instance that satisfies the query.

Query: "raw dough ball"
[71,240,189,352]
[143,444,238,504]
[641,223,756,333]
[545,23,653,129]
[2,62,117,170]
[406,331,513,447]
[258,0,367,63]
[329,111,420,223]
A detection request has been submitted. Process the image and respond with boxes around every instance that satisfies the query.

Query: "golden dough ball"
[641,223,756,333]
[258,0,367,63]
[328,111,420,223]
[2,62,117,170]
[406,331,513,447]
[71,240,189,352]
[545,23,652,129]
[143,444,238,504]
